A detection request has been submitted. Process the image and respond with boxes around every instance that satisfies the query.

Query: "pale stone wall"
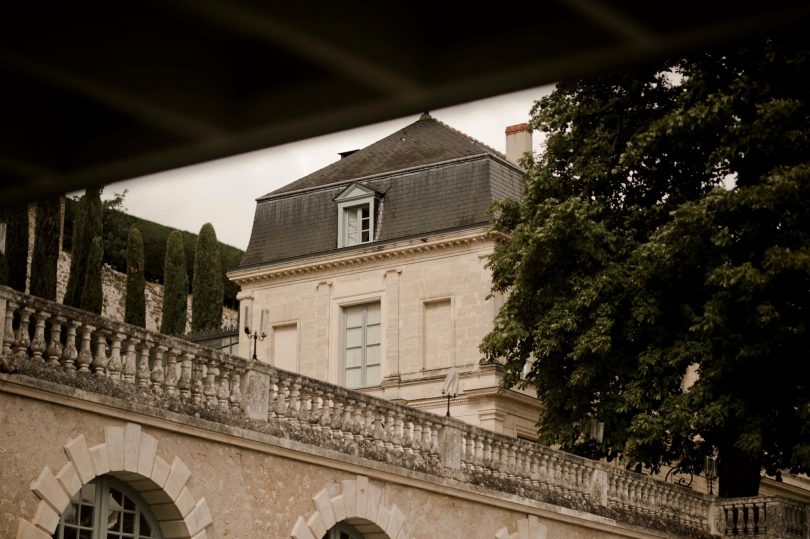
[233,228,539,437]
[0,389,653,539]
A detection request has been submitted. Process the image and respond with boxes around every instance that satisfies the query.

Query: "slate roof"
[238,116,523,269]
[264,113,506,197]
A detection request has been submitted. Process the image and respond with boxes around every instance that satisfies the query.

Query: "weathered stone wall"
[0,388,656,539]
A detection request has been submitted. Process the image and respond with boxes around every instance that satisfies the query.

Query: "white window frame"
[53,476,162,539]
[341,302,381,389]
[335,183,377,248]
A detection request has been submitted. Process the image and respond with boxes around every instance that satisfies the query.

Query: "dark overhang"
[2,1,809,205]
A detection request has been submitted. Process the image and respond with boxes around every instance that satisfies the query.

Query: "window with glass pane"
[323,522,365,539]
[52,476,161,539]
[343,302,381,388]
[344,204,371,246]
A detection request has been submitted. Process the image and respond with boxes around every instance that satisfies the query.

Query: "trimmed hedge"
[64,198,243,308]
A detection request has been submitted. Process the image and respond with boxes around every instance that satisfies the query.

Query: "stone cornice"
[228,227,496,285]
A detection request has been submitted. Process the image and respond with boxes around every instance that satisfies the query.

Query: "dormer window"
[335,183,379,248]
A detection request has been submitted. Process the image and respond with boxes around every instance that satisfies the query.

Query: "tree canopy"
[481,37,810,497]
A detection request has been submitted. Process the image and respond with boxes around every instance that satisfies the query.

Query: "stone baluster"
[191,359,205,405]
[204,356,218,407]
[46,315,64,369]
[14,306,34,360]
[319,394,333,432]
[137,339,152,389]
[267,372,278,419]
[277,377,291,418]
[469,433,481,472]
[330,400,344,438]
[352,401,365,441]
[2,300,17,358]
[217,363,231,411]
[164,348,179,398]
[514,446,524,481]
[178,352,192,401]
[61,321,80,375]
[384,409,395,449]
[506,443,517,478]
[76,324,94,374]
[362,402,375,441]
[122,338,138,385]
[29,310,50,361]
[288,382,302,425]
[341,399,355,441]
[297,381,312,424]
[106,333,123,382]
[371,408,385,447]
[229,367,243,412]
[309,387,324,428]
[392,411,405,451]
[403,420,414,454]
[412,422,423,456]
[152,346,166,397]
[429,422,440,461]
[92,330,108,376]
[530,453,540,487]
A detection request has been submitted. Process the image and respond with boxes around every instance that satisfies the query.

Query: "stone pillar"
[236,290,254,360]
[242,367,270,421]
[383,268,401,383]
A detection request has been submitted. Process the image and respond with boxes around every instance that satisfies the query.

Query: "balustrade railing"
[6,285,809,537]
[0,286,245,415]
[714,496,806,538]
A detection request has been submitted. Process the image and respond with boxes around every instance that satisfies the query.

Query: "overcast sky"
[100,84,554,250]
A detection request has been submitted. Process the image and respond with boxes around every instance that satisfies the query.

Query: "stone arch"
[495,515,548,539]
[291,475,409,539]
[16,422,212,539]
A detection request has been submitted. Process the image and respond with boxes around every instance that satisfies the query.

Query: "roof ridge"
[424,113,507,160]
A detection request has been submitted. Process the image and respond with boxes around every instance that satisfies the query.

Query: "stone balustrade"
[0,285,245,415]
[713,496,807,537]
[4,284,810,537]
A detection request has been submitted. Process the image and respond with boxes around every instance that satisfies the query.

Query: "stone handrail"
[0,285,245,414]
[712,495,807,537]
[4,284,795,537]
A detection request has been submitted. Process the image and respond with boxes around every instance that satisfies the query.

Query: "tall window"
[323,522,365,539]
[343,302,381,388]
[52,476,162,539]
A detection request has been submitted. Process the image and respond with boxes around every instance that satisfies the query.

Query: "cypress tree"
[124,227,146,327]
[191,223,223,332]
[160,231,188,336]
[29,197,62,300]
[0,204,30,292]
[65,188,103,307]
[80,236,104,314]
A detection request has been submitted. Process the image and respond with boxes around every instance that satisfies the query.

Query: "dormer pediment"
[334,183,377,202]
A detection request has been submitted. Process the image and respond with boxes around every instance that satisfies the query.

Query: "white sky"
[101,84,554,250]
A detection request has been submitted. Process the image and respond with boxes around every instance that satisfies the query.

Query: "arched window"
[52,476,162,539]
[323,522,366,539]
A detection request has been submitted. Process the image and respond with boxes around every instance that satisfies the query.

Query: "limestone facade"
[230,227,540,438]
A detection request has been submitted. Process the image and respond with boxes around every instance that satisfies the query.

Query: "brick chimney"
[505,123,532,164]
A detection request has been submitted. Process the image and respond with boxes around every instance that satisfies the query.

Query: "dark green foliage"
[0,203,30,291]
[192,223,224,332]
[29,197,62,300]
[161,231,188,336]
[65,188,102,307]
[481,37,810,497]
[80,236,104,314]
[124,227,146,327]
[63,199,243,308]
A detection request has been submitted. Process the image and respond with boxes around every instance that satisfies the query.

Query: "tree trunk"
[717,446,761,498]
